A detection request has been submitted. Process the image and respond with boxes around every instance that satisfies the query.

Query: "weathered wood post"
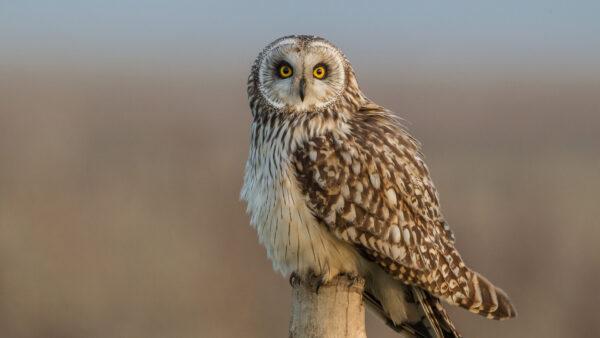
[288,274,367,338]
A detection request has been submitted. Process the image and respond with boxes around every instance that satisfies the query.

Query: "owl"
[241,35,516,337]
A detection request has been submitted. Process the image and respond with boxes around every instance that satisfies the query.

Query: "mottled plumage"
[241,35,516,337]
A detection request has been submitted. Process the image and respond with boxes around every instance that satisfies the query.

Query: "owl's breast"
[241,130,361,277]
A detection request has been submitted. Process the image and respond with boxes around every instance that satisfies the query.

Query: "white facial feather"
[257,39,346,112]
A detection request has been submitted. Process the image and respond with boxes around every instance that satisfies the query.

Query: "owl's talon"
[346,273,359,287]
[315,276,326,294]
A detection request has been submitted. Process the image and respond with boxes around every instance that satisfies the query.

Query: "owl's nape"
[243,35,516,338]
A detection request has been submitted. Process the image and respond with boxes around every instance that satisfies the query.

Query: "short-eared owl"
[241,35,516,337]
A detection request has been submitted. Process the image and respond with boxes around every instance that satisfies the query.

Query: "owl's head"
[250,35,351,112]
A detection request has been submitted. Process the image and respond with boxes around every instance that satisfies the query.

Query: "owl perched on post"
[241,35,516,338]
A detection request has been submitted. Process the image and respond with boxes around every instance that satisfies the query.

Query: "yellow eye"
[313,66,326,79]
[279,65,293,78]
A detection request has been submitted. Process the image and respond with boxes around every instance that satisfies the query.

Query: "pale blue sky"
[1,1,599,71]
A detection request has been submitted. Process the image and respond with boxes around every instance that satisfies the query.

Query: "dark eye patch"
[275,60,293,79]
[313,63,328,79]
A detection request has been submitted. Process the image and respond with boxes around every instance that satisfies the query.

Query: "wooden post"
[288,274,367,338]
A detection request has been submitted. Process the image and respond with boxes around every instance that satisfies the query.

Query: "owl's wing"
[292,103,515,319]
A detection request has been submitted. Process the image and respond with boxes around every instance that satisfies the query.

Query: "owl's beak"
[299,78,306,101]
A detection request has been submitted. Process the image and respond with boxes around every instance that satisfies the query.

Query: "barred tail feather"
[363,289,461,338]
[363,291,429,338]
[412,287,462,338]
[460,272,517,320]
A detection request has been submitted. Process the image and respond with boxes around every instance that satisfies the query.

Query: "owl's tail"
[456,271,517,320]
[363,288,461,338]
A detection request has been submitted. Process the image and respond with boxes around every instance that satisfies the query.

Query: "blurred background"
[1,1,599,337]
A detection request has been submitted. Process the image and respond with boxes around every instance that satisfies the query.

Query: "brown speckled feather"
[293,101,515,320]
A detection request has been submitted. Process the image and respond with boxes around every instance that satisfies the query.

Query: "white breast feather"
[241,123,361,278]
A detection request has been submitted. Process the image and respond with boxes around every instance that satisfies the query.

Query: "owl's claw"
[289,272,298,287]
[315,276,326,294]
[346,273,359,287]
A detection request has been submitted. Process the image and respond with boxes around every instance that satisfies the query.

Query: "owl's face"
[255,36,347,112]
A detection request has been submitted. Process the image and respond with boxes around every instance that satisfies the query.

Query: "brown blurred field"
[0,63,599,338]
